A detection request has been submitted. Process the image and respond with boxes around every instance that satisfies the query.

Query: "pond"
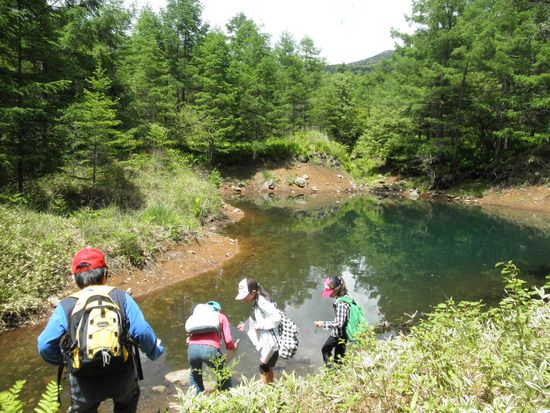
[1,194,549,411]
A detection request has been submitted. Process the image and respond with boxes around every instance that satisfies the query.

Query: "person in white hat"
[236,278,281,384]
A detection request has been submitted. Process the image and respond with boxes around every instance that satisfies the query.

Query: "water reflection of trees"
[233,196,550,323]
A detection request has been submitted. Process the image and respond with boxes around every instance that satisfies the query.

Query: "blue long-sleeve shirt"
[37,287,164,366]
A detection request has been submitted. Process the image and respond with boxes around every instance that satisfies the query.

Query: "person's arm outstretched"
[124,293,164,360]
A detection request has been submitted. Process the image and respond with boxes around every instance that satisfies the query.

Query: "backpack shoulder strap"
[108,288,127,313]
[59,297,77,325]
[335,296,354,305]
[71,285,117,314]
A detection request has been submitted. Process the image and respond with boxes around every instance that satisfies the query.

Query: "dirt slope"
[477,185,550,214]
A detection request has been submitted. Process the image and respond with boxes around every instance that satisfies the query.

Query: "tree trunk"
[453,63,469,168]
[208,139,214,165]
[16,0,24,193]
[92,147,97,187]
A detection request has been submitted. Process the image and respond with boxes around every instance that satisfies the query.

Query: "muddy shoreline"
[4,164,549,333]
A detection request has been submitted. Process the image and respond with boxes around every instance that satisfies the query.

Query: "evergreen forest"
[0,1,549,410]
[1,0,549,195]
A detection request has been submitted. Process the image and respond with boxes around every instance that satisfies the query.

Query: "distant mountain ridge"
[327,50,394,73]
[347,50,394,66]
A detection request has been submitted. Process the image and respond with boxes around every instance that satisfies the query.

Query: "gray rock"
[294,177,307,188]
[262,180,276,190]
[164,369,216,390]
[165,369,188,385]
[409,189,419,200]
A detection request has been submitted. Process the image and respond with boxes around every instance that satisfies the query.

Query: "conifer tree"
[188,30,235,162]
[275,32,307,134]
[0,0,70,190]
[161,0,206,104]
[311,73,361,148]
[120,7,177,137]
[227,13,283,142]
[59,65,124,187]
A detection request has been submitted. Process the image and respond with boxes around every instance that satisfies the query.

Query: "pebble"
[152,385,166,394]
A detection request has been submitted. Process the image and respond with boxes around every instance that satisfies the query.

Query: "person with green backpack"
[313,276,367,366]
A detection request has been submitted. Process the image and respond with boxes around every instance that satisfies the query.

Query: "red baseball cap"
[71,248,108,274]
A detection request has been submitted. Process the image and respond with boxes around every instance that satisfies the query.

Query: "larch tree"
[275,32,307,135]
[188,30,235,163]
[0,0,70,191]
[161,0,206,105]
[226,13,283,143]
[59,65,123,187]
[120,7,177,140]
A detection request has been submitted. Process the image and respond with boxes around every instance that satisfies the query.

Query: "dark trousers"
[67,365,139,413]
[321,335,347,365]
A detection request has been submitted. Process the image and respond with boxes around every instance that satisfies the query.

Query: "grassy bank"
[174,263,549,412]
[0,153,222,331]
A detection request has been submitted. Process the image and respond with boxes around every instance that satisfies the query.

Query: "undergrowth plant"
[171,263,549,412]
[292,131,350,168]
[0,380,59,413]
[0,153,222,331]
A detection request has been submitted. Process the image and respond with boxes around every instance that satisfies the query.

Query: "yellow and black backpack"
[60,286,131,377]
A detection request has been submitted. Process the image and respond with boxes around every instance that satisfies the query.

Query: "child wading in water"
[313,276,350,365]
[236,278,281,384]
[186,301,237,394]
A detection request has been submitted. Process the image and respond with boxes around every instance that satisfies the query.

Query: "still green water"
[2,195,549,410]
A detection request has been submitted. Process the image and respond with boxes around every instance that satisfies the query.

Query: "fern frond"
[0,380,26,413]
[34,380,60,413]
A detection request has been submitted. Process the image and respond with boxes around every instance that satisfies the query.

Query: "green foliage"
[0,380,25,413]
[0,205,79,330]
[1,0,548,193]
[310,73,362,148]
[0,154,221,331]
[214,138,297,164]
[208,169,222,189]
[161,0,206,104]
[0,0,72,190]
[226,14,283,142]
[0,380,59,413]
[352,104,417,177]
[172,265,549,411]
[119,7,177,131]
[292,131,350,167]
[28,164,144,213]
[33,381,61,413]
[58,65,126,187]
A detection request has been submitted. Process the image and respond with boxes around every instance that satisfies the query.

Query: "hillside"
[327,49,394,73]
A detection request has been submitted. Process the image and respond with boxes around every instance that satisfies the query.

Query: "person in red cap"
[313,276,350,366]
[38,248,164,413]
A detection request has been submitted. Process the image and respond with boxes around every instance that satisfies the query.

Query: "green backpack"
[336,296,368,342]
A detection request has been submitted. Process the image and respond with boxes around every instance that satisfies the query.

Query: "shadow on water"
[1,194,549,411]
